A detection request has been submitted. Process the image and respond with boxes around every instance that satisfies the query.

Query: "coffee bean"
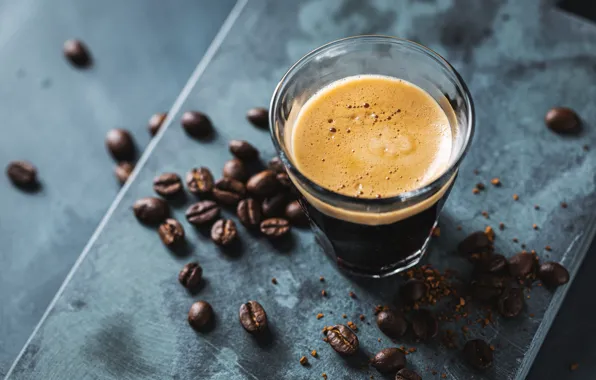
[470,274,508,301]
[545,107,581,134]
[497,286,524,318]
[229,140,259,161]
[324,324,359,355]
[400,279,426,303]
[186,167,214,195]
[114,162,134,185]
[376,309,407,339]
[211,219,237,245]
[268,156,285,173]
[247,107,268,129]
[458,231,491,257]
[158,218,185,246]
[538,262,569,287]
[262,193,288,218]
[411,309,438,341]
[213,178,246,206]
[106,129,135,161]
[285,200,308,226]
[6,161,37,187]
[181,111,212,138]
[396,368,422,380]
[260,218,290,238]
[237,198,261,228]
[148,112,167,136]
[185,200,220,225]
[239,300,268,333]
[63,39,92,67]
[133,197,169,224]
[463,339,493,370]
[178,262,203,291]
[222,159,248,182]
[276,172,292,188]
[247,170,279,197]
[153,173,183,197]
[370,348,406,373]
[477,253,507,274]
[508,253,535,277]
[188,301,213,330]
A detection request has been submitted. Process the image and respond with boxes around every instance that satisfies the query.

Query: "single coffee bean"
[185,201,220,225]
[158,218,185,246]
[148,112,167,136]
[497,286,524,318]
[376,309,407,339]
[477,253,508,274]
[545,107,581,134]
[178,262,203,291]
[268,156,285,173]
[400,279,426,303]
[114,162,134,185]
[222,159,248,182]
[153,173,183,197]
[470,274,507,301]
[276,172,292,188]
[6,161,37,187]
[260,218,290,238]
[246,107,269,129]
[262,193,288,218]
[538,262,569,287]
[324,324,359,355]
[285,200,308,226]
[239,301,268,333]
[186,167,214,195]
[188,301,213,330]
[211,219,237,246]
[63,39,92,67]
[396,368,422,380]
[463,339,493,370]
[370,348,406,373]
[508,253,535,277]
[133,197,169,224]
[213,178,246,206]
[411,309,438,341]
[229,140,259,161]
[237,198,262,228]
[247,170,279,197]
[181,111,212,138]
[106,128,135,161]
[458,231,491,257]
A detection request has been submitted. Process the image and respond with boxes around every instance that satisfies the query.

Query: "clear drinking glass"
[269,36,475,278]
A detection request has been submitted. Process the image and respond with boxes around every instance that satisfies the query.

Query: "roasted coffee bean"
[114,162,134,185]
[276,172,292,189]
[106,129,135,161]
[470,274,507,301]
[133,197,169,224]
[411,309,438,341]
[181,111,212,138]
[268,156,285,173]
[153,173,183,197]
[325,324,359,355]
[213,178,246,206]
[239,301,268,333]
[63,39,92,67]
[497,286,524,318]
[376,309,407,338]
[247,170,279,197]
[463,339,493,370]
[6,161,37,187]
[538,262,569,287]
[229,140,259,161]
[158,218,185,246]
[458,231,491,257]
[247,107,269,129]
[477,253,507,274]
[262,193,288,218]
[370,348,406,373]
[508,253,535,277]
[222,159,248,182]
[285,201,308,226]
[178,262,203,291]
[260,218,290,238]
[237,198,261,228]
[400,279,426,303]
[185,201,220,225]
[188,301,213,330]
[396,368,422,380]
[186,167,214,195]
[545,107,581,134]
[211,219,237,246]
[148,112,167,136]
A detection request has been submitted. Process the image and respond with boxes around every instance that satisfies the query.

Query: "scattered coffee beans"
[376,309,408,339]
[262,193,288,218]
[181,111,212,138]
[211,219,237,246]
[148,112,167,136]
[400,279,426,303]
[497,286,524,318]
[247,107,269,129]
[153,173,183,197]
[158,218,185,246]
[114,162,134,185]
[223,159,248,182]
[185,200,220,226]
[178,262,203,291]
[247,170,279,197]
[463,339,493,370]
[411,309,438,341]
[538,262,569,287]
[260,218,290,238]
[188,301,213,330]
[213,178,246,206]
[229,140,259,161]
[106,129,135,161]
[63,39,92,67]
[6,161,37,187]
[186,167,214,195]
[133,197,169,224]
[508,253,535,277]
[285,201,308,226]
[370,348,406,373]
[237,198,262,228]
[545,107,581,134]
[324,324,359,355]
[239,301,268,333]
[396,368,422,380]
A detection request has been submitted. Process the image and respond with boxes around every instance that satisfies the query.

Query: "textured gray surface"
[0,0,235,376]
[3,0,596,379]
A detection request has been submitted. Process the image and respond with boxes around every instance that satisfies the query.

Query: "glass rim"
[269,35,475,207]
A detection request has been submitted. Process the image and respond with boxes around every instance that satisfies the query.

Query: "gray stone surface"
[3,0,596,379]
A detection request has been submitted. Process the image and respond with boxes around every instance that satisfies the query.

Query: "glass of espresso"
[269,36,474,278]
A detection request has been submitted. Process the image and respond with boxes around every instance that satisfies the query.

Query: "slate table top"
[2,0,596,379]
